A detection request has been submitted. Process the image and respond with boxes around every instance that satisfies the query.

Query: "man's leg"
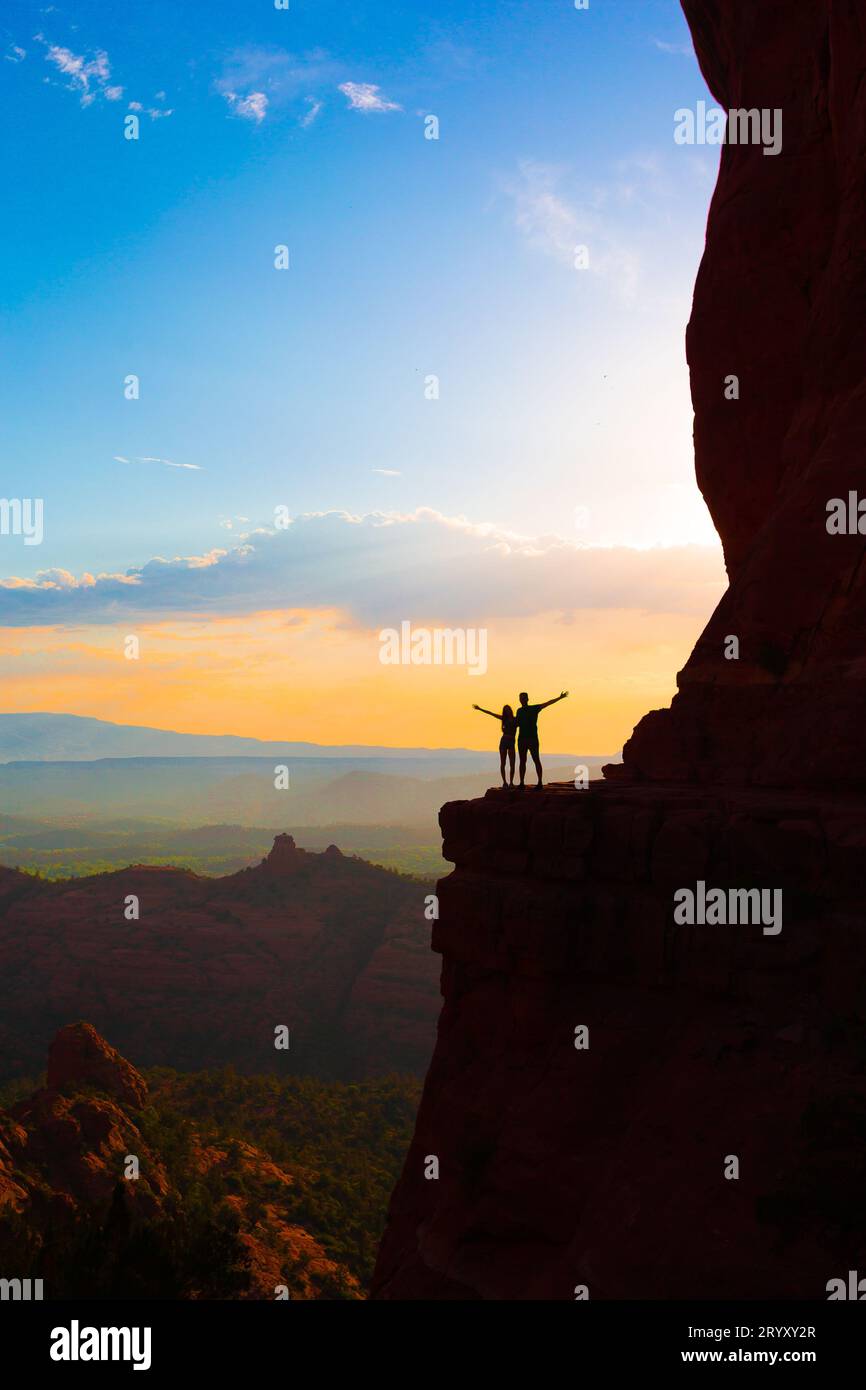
[531,742,543,787]
[518,742,528,787]
[507,748,515,786]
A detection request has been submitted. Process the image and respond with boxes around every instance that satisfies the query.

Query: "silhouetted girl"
[472,703,517,788]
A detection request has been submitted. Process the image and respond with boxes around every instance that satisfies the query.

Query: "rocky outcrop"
[618,0,866,788]
[1,1027,167,1220]
[0,1026,360,1299]
[47,1022,148,1109]
[372,784,866,1298]
[262,833,304,874]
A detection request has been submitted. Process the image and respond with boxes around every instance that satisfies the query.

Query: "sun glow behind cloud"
[0,0,718,753]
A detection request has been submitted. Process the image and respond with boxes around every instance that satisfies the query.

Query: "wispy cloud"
[372,468,401,477]
[128,100,172,118]
[33,32,171,115]
[503,159,641,304]
[300,96,323,128]
[114,455,202,472]
[652,38,693,57]
[213,50,399,126]
[36,36,112,106]
[214,46,339,124]
[339,81,401,113]
[223,90,268,123]
[506,160,585,263]
[5,45,26,64]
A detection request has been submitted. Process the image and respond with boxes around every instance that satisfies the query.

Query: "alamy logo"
[827,1271,866,1300]
[674,101,783,156]
[379,621,488,676]
[0,497,43,545]
[673,881,782,936]
[0,1277,43,1299]
[826,493,866,534]
[50,1321,152,1371]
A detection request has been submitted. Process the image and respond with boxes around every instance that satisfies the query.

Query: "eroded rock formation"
[47,1022,148,1109]
[619,0,866,787]
[0,1026,361,1299]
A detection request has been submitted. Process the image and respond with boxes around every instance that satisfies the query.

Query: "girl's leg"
[500,748,507,786]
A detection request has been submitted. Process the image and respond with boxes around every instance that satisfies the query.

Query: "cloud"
[503,159,641,303]
[140,456,201,470]
[214,47,339,121]
[39,40,112,104]
[34,33,170,115]
[652,38,694,57]
[5,45,26,63]
[339,81,401,113]
[213,51,398,125]
[300,96,323,128]
[127,99,173,120]
[506,160,584,263]
[0,508,724,629]
[372,468,401,477]
[114,455,202,471]
[223,90,268,123]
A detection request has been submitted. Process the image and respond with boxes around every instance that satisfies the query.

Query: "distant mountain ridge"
[0,712,605,763]
[0,835,441,1082]
[0,758,603,825]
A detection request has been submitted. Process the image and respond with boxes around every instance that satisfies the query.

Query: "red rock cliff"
[372,784,866,1299]
[372,2,866,1300]
[620,0,866,787]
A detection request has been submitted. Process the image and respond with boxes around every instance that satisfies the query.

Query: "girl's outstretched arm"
[472,704,501,719]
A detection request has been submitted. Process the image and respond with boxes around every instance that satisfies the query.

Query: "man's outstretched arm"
[538,691,569,711]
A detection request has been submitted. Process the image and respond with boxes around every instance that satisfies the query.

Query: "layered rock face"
[620,0,866,787]
[373,2,866,1299]
[372,785,866,1299]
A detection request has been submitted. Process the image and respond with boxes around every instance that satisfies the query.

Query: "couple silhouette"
[472,691,568,790]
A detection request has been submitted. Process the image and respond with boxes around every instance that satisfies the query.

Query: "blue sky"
[1,0,719,588]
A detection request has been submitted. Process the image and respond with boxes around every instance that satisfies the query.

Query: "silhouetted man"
[516,690,568,789]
